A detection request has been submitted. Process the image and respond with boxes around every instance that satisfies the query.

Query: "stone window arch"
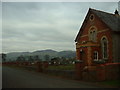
[101,36,108,59]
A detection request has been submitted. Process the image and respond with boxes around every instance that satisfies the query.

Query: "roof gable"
[75,8,120,42]
[75,8,91,42]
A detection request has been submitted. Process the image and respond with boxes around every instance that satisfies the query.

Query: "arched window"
[89,14,94,21]
[89,26,97,42]
[89,30,97,42]
[93,51,98,61]
[101,37,108,59]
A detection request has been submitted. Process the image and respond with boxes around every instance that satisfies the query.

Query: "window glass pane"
[89,30,96,42]
[90,32,92,40]
[94,51,98,60]
[102,38,108,59]
[93,31,95,41]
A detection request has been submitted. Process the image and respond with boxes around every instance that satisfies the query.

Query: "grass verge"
[99,80,120,87]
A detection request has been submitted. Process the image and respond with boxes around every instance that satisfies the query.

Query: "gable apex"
[75,8,95,42]
[75,8,120,42]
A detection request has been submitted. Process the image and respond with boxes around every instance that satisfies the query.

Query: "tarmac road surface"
[2,66,111,88]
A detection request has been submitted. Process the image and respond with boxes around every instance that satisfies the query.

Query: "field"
[46,64,75,70]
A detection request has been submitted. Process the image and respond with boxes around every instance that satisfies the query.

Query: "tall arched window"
[101,37,108,59]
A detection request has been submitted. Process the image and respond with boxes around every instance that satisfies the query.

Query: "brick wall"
[76,11,113,63]
[75,63,120,81]
[96,63,120,81]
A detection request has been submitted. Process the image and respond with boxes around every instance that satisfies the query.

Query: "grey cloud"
[2,2,118,53]
[2,36,75,52]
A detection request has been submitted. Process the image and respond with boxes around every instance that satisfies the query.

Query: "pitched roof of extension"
[75,8,120,42]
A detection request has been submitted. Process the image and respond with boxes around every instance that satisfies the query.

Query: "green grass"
[99,80,120,87]
[46,64,75,70]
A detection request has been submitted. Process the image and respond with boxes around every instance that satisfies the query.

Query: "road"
[2,66,109,88]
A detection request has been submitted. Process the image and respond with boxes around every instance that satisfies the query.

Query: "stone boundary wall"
[2,62,75,79]
[43,69,75,79]
[81,63,120,81]
[96,63,120,81]
[3,62,120,81]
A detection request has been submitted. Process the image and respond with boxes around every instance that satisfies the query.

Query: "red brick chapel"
[75,8,120,69]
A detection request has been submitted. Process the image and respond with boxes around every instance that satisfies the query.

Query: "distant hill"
[58,51,76,58]
[6,52,30,61]
[6,49,76,61]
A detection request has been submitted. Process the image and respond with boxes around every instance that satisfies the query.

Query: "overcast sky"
[1,2,118,53]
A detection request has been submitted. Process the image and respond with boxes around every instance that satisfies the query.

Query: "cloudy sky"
[1,2,119,53]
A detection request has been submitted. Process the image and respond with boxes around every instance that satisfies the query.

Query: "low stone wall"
[24,66,37,71]
[3,61,120,82]
[3,62,75,79]
[82,70,97,82]
[83,63,120,81]
[97,63,120,81]
[43,69,75,79]
[75,62,120,81]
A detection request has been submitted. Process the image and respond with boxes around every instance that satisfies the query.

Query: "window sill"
[93,59,108,64]
[75,60,83,63]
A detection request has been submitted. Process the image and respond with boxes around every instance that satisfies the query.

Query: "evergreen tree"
[34,55,39,61]
[44,55,50,61]
[28,56,34,62]
[2,53,6,62]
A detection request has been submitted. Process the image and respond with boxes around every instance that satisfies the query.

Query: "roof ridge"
[90,8,120,32]
[90,8,118,16]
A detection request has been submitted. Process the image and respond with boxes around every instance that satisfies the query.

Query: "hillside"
[6,49,76,61]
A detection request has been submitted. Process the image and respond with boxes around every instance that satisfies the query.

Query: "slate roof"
[90,8,120,32]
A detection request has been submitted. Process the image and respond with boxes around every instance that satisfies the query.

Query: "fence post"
[43,61,49,68]
[36,61,43,72]
[96,64,106,81]
[75,60,83,80]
